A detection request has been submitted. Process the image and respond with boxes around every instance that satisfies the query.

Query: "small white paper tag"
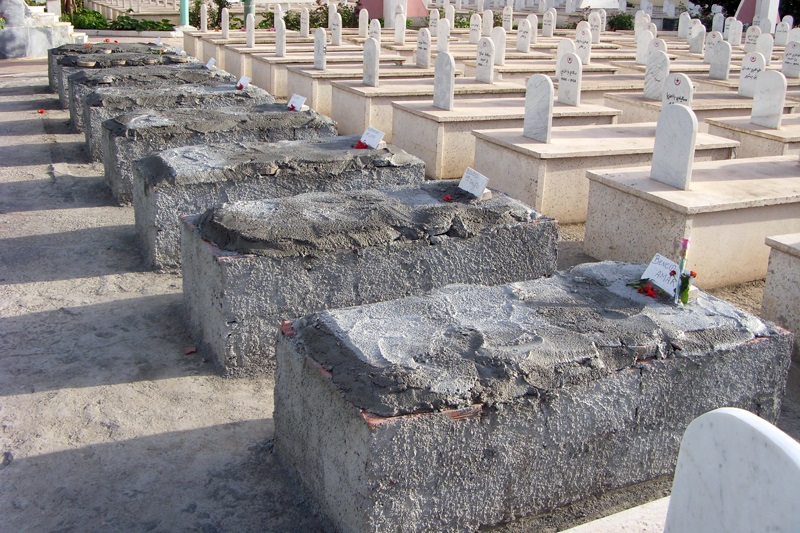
[205,57,216,69]
[641,253,680,295]
[236,76,251,90]
[287,93,307,110]
[177,46,185,56]
[458,167,490,198]
[360,127,385,148]
[156,37,162,46]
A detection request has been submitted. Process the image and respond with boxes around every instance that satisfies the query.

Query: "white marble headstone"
[273,4,283,21]
[433,51,456,110]
[663,408,800,533]
[739,52,766,97]
[358,8,368,38]
[727,19,743,46]
[446,4,456,27]
[618,0,626,12]
[543,9,555,37]
[678,12,691,38]
[416,28,432,69]
[784,14,795,28]
[482,9,493,36]
[330,13,342,46]
[774,21,790,45]
[708,40,732,80]
[636,29,655,65]
[502,5,512,30]
[644,49,669,100]
[477,0,484,12]
[565,0,575,14]
[475,37,496,83]
[635,11,649,35]
[663,73,694,106]
[523,74,554,142]
[744,25,761,52]
[651,104,697,190]
[469,13,482,44]
[491,26,506,65]
[782,41,800,78]
[688,24,705,54]
[789,27,800,43]
[711,12,724,33]
[759,18,774,34]
[313,27,327,70]
[599,9,607,31]
[755,33,774,65]
[362,37,380,87]
[516,19,532,52]
[200,3,207,32]
[438,19,451,51]
[723,16,733,38]
[327,2,336,28]
[394,14,406,44]
[647,22,658,37]
[555,38,576,64]
[588,11,601,43]
[429,8,439,36]
[664,0,675,18]
[369,18,382,42]
[275,16,286,57]
[650,37,668,54]
[527,14,538,44]
[703,30,722,64]
[245,13,255,49]
[750,70,787,128]
[575,25,592,65]
[221,7,229,39]
[557,52,582,106]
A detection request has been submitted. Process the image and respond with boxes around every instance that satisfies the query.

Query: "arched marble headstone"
[738,52,766,98]
[636,29,655,65]
[775,21,790,45]
[523,74,554,142]
[651,104,698,191]
[555,38,576,65]
[469,13,482,44]
[708,40,732,80]
[433,51,456,111]
[358,9,368,38]
[416,28,432,69]
[363,37,380,87]
[221,7,229,39]
[516,19,532,52]
[755,33,774,66]
[526,14,538,44]
[491,26,506,65]
[313,27,327,70]
[575,24,592,65]
[275,16,286,57]
[438,19,451,52]
[245,13,255,48]
[663,73,694,107]
[782,41,800,78]
[744,25,761,53]
[703,31,722,64]
[688,24,705,54]
[727,19,743,46]
[557,52,582,106]
[644,49,669,100]
[750,70,787,128]
[588,11,601,44]
[475,37,496,83]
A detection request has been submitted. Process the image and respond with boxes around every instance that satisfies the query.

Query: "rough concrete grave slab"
[102,104,337,204]
[84,83,275,162]
[181,183,558,375]
[133,135,425,271]
[762,233,800,361]
[274,261,793,532]
[57,51,189,110]
[48,42,162,92]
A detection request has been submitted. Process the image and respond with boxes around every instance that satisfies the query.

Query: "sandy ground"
[1,55,798,532]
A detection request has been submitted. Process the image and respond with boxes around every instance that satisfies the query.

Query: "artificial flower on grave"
[671,269,698,305]
[626,279,665,299]
[352,140,368,149]
[0,14,7,30]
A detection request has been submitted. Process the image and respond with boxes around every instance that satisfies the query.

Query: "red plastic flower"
[669,270,676,276]
[237,83,244,90]
[354,140,368,149]
[85,43,92,48]
[644,283,658,299]
[690,271,697,278]
[104,38,111,43]
[287,104,296,111]
[114,40,118,44]
[37,108,45,114]
[442,194,453,202]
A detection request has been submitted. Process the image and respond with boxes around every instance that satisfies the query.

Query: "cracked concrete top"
[69,64,235,87]
[59,52,193,68]
[51,42,163,56]
[137,135,422,187]
[197,182,538,256]
[285,262,777,417]
[86,83,275,112]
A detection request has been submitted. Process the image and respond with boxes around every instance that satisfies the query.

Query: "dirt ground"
[1,62,797,532]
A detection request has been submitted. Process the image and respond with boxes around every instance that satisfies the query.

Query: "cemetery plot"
[762,233,800,362]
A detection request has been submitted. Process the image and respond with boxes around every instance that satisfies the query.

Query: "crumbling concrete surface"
[47,42,163,91]
[85,83,275,161]
[181,182,558,376]
[102,104,337,204]
[275,261,793,532]
[134,135,425,271]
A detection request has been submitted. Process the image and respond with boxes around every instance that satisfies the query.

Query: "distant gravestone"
[429,9,439,36]
[246,13,255,48]
[651,104,698,191]
[523,74,554,142]
[744,25,761,52]
[394,14,406,44]
[756,33,774,66]
[491,26,507,65]
[589,11,601,43]
[502,5,513,30]
[723,16,733,38]
[358,9,368,38]
[775,22,789,45]
[557,52,582,106]
[688,24,706,54]
[635,10,649,35]
[327,3,336,28]
[543,9,555,37]
[475,37,496,83]
[648,22,658,37]
[644,49,670,100]
[482,10,493,36]
[618,0,626,12]
[331,13,342,46]
[221,7,229,39]
[759,18,773,34]
[789,27,800,43]
[369,19,382,42]
[517,19,532,52]
[575,25,592,65]
[599,9,607,31]
[663,408,800,533]
[784,15,795,28]
[739,52,766,98]
[703,31,722,64]
[477,0,484,12]
[527,14,538,44]
[200,3,207,32]
[782,41,800,78]
[664,0,675,17]
[275,17,286,57]
[708,40,732,80]
[712,12,724,33]
[556,38,576,64]
[663,73,694,106]
[678,12,691,38]
[728,19,743,46]
[300,7,310,38]
[433,51,456,111]
[438,19,451,52]
[636,29,655,65]
[565,0,576,14]
[750,70,787,128]
[416,28,432,69]
[446,4,456,27]
[650,37,668,54]
[314,27,327,70]
[363,37,380,87]
[469,13,482,44]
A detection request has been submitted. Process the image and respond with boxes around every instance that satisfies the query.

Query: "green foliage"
[607,11,633,30]
[109,15,175,31]
[66,8,108,29]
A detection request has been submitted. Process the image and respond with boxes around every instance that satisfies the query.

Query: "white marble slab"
[575,24,592,65]
[739,52,766,98]
[708,40,732,80]
[756,33,774,66]
[491,26,506,66]
[516,19,532,52]
[744,25,761,53]
[556,38,576,65]
[475,37,495,83]
[522,74,553,142]
[678,12,691,39]
[703,31,722,64]
[275,16,286,57]
[644,50,669,101]
[751,70,787,129]
[636,30,655,65]
[728,19,743,46]
[363,37,380,87]
[469,13,482,44]
[775,21,790,46]
[650,104,697,190]
[433,51,456,110]
[557,52,582,106]
[438,19,451,52]
[783,41,800,78]
[689,24,706,54]
[589,11,601,44]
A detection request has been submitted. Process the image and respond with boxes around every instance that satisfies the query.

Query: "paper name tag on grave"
[459,167,491,199]
[287,93,308,111]
[156,37,162,46]
[641,253,680,294]
[205,58,216,69]
[236,76,251,90]
[360,127,386,149]
[177,47,185,56]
